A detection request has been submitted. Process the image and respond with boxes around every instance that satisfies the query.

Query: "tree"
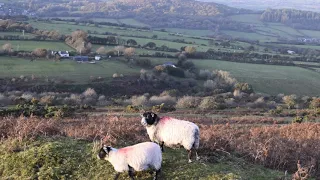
[32,48,47,58]
[144,42,156,49]
[126,39,137,46]
[124,47,135,59]
[114,46,125,56]
[283,95,297,109]
[2,43,13,54]
[96,46,106,55]
[184,46,196,54]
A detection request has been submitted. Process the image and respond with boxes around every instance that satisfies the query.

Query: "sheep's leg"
[195,150,200,161]
[188,149,193,163]
[160,142,165,152]
[113,172,120,180]
[128,165,135,180]
[154,168,161,180]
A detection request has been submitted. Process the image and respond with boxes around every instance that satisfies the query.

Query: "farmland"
[0,40,73,51]
[0,57,142,83]
[193,59,320,96]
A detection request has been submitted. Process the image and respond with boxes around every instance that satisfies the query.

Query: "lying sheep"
[141,112,200,163]
[97,142,162,180]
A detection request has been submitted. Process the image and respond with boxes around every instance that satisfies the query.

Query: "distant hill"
[30,0,250,17]
[23,0,254,30]
[198,0,320,12]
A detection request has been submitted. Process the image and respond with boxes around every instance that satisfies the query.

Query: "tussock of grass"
[0,137,283,179]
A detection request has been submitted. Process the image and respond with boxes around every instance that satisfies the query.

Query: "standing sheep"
[141,112,200,163]
[97,142,162,180]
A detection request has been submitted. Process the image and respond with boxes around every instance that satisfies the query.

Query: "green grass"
[300,30,320,38]
[193,59,320,96]
[0,40,73,51]
[0,137,283,180]
[118,18,149,27]
[162,28,214,37]
[0,57,140,83]
[276,43,320,50]
[90,18,119,24]
[221,30,278,42]
[0,32,36,38]
[228,14,263,24]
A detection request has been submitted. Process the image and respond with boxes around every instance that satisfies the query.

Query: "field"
[226,14,320,42]
[0,40,73,51]
[193,59,320,96]
[0,57,141,83]
[118,18,149,27]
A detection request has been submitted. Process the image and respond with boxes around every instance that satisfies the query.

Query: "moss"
[0,137,283,179]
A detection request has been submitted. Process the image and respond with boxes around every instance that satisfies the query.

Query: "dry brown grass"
[1,115,319,176]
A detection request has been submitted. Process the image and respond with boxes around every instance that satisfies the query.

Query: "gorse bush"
[148,95,176,106]
[199,97,226,110]
[176,96,201,109]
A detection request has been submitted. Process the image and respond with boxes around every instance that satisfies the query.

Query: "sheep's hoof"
[188,159,192,163]
[196,156,200,161]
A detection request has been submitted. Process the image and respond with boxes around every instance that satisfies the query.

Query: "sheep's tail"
[193,127,200,149]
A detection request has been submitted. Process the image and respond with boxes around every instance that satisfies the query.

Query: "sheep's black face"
[141,112,158,126]
[97,146,111,160]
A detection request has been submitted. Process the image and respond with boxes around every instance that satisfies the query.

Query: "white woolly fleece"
[142,117,200,150]
[105,142,162,173]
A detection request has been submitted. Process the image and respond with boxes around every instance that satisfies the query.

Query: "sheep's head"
[141,112,158,126]
[97,145,112,160]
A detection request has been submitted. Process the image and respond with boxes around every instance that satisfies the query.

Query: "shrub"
[199,97,226,110]
[309,98,320,109]
[166,66,185,78]
[203,80,216,90]
[39,95,55,105]
[134,59,151,67]
[0,93,11,106]
[234,83,253,94]
[154,65,166,74]
[131,95,148,106]
[152,103,176,113]
[125,105,140,113]
[21,93,35,101]
[148,95,176,106]
[82,88,97,99]
[283,95,297,109]
[216,70,237,86]
[176,96,200,108]
[198,69,215,80]
[160,89,178,97]
[292,116,304,123]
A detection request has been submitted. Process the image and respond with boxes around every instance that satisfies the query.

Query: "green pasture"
[0,57,140,83]
[0,40,73,51]
[192,59,320,96]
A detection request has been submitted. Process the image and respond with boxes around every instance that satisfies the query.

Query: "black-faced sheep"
[97,142,162,180]
[141,112,200,163]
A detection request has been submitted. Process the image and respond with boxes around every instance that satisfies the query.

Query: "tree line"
[261,8,320,31]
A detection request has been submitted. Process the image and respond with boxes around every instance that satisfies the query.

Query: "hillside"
[28,0,248,17]
[199,0,320,12]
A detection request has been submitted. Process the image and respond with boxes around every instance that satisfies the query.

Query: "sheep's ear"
[140,113,144,118]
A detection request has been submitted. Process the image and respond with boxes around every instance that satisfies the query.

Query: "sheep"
[97,142,162,180]
[141,112,200,163]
